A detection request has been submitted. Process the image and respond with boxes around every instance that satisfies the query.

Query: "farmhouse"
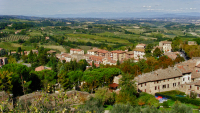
[136,59,200,97]
[159,41,172,53]
[70,48,84,55]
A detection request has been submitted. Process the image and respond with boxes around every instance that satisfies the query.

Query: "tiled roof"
[137,67,182,84]
[111,50,126,54]
[191,70,200,79]
[186,80,200,86]
[126,51,134,55]
[97,49,109,53]
[133,48,145,52]
[136,43,146,47]
[35,66,51,71]
[160,41,172,44]
[70,48,83,51]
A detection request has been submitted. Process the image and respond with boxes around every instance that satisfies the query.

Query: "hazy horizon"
[1,0,200,17]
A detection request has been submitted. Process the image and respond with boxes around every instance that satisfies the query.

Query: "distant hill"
[1,12,200,19]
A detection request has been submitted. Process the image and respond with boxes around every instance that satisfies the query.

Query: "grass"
[40,45,66,53]
[0,42,35,51]
[67,33,131,44]
[104,105,113,110]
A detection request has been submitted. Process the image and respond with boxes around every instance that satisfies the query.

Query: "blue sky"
[0,0,200,16]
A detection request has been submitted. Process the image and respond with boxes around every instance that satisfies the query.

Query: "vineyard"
[0,35,30,41]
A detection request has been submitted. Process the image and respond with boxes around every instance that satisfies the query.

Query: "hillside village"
[1,16,200,112]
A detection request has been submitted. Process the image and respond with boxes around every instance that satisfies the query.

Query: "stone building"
[159,41,172,53]
[111,50,126,61]
[133,49,145,60]
[135,59,200,97]
[70,48,84,55]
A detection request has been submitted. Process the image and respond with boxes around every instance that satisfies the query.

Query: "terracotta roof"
[97,49,109,53]
[191,70,200,79]
[177,65,192,74]
[89,62,100,67]
[35,66,51,71]
[186,80,200,86]
[164,52,179,60]
[87,49,100,52]
[136,44,146,47]
[160,41,172,44]
[133,48,145,52]
[70,48,83,51]
[137,67,182,84]
[89,55,103,61]
[111,50,126,54]
[109,83,118,88]
[126,51,134,55]
[47,50,56,54]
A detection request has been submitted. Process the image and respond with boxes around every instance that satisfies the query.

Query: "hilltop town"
[1,16,200,112]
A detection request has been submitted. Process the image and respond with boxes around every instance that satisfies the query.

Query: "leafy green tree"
[0,71,13,94]
[172,37,181,51]
[78,59,89,71]
[58,68,72,90]
[68,70,83,89]
[170,101,192,113]
[77,97,104,113]
[95,87,116,105]
[153,47,162,57]
[110,104,141,113]
[145,44,154,57]
[117,59,120,66]
[2,64,33,96]
[33,70,57,93]
[0,49,7,56]
[28,50,34,63]
[116,74,137,105]
[92,61,96,68]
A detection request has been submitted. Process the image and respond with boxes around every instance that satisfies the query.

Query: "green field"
[66,33,131,44]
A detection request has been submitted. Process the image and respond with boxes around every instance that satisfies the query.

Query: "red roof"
[70,48,82,51]
[89,55,103,62]
[97,49,109,53]
[109,83,118,88]
[111,50,125,54]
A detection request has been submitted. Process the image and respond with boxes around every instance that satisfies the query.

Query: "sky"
[0,0,200,16]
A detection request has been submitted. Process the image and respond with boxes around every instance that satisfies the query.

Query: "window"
[164,80,165,82]
[183,78,185,81]
[158,86,160,90]
[197,87,199,90]
[145,89,146,92]
[178,82,180,85]
[157,81,159,83]
[145,83,146,86]
[155,86,157,90]
[188,77,190,80]
[141,84,142,87]
[173,83,176,87]
[174,78,175,80]
[167,84,169,88]
[163,85,166,89]
[168,79,169,81]
[190,85,192,89]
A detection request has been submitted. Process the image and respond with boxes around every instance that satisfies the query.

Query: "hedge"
[155,93,200,106]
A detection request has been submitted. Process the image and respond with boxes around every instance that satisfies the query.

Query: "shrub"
[110,104,141,113]
[77,97,104,113]
[170,101,192,113]
[163,101,169,108]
